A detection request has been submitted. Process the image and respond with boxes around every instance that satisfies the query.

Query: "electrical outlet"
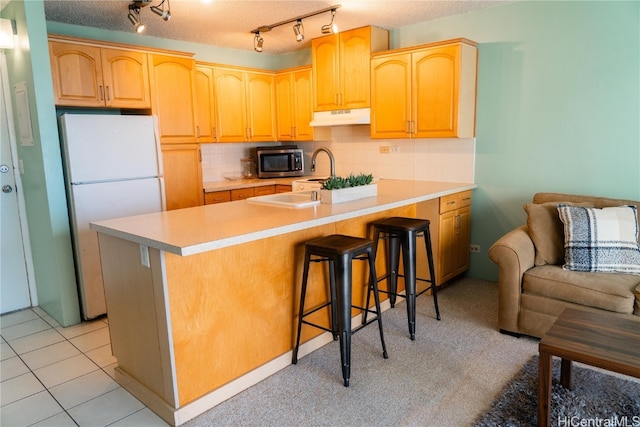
[379,146,390,154]
[390,146,400,153]
[140,244,150,268]
[469,244,481,253]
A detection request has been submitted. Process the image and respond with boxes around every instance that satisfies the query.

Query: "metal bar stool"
[292,234,388,387]
[367,217,441,340]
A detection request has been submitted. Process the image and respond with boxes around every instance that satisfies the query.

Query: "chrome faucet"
[310,146,335,177]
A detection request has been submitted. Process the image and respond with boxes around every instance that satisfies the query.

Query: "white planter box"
[319,184,378,204]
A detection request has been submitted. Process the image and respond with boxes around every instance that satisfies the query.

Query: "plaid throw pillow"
[557,204,640,274]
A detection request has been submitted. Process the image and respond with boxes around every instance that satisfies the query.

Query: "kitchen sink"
[247,191,320,208]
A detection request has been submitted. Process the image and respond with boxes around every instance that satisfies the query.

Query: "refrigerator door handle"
[152,115,164,178]
[159,177,167,211]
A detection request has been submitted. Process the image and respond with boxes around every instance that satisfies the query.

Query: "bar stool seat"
[369,217,441,340]
[292,234,388,387]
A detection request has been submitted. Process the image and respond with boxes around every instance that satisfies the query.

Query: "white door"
[0,54,32,314]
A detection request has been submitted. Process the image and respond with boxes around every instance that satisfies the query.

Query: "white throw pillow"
[557,204,640,274]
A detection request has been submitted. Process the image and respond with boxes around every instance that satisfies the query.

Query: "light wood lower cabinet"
[231,188,255,201]
[437,190,472,284]
[161,144,203,210]
[204,185,279,205]
[204,191,231,205]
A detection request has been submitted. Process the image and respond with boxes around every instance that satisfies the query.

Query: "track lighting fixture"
[127,0,171,33]
[293,20,304,42]
[254,32,264,53]
[150,4,171,21]
[128,5,145,34]
[321,9,338,35]
[250,5,340,51]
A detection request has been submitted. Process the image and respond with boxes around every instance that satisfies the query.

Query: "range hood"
[309,108,371,127]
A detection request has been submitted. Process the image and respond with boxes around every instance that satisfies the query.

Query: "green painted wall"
[2,1,80,325]
[391,1,640,280]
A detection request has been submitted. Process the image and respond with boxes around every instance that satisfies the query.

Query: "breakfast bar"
[90,179,475,426]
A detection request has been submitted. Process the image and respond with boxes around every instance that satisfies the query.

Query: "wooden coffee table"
[537,308,640,427]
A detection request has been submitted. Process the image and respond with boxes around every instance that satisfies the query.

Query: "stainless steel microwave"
[256,145,304,178]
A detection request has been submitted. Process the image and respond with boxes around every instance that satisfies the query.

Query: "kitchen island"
[90,179,476,426]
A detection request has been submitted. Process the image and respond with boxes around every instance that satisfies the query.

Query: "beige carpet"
[184,278,540,427]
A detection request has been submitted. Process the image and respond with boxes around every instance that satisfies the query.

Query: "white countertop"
[91,180,476,256]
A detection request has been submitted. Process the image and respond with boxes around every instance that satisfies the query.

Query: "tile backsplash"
[200,125,475,183]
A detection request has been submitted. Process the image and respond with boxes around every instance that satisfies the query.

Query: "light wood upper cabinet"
[213,67,276,142]
[161,143,203,210]
[49,40,151,108]
[275,67,313,141]
[246,72,276,142]
[370,53,412,138]
[312,26,389,111]
[149,54,198,144]
[195,65,216,143]
[371,39,478,139]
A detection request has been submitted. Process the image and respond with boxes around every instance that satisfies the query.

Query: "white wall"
[201,126,475,184]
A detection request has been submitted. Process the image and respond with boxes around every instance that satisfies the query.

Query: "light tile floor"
[1,307,170,426]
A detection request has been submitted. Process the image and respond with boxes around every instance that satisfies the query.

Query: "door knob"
[2,185,13,193]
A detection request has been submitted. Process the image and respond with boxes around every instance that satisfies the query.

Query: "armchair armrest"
[488,225,536,334]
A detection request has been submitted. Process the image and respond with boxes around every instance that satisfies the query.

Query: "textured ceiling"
[44,0,510,54]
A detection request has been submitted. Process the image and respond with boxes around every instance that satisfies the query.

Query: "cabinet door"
[274,73,294,141]
[438,210,457,284]
[213,68,247,142]
[195,66,216,142]
[101,48,151,109]
[371,53,411,139]
[412,44,459,138]
[453,206,471,276]
[292,69,314,141]
[150,55,198,143]
[340,26,372,109]
[312,33,340,111]
[246,72,276,142]
[49,41,104,107]
[161,144,203,210]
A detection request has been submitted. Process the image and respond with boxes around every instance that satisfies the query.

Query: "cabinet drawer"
[457,190,473,208]
[440,191,473,213]
[231,188,255,201]
[276,184,292,193]
[254,185,276,196]
[440,194,459,213]
[205,190,231,204]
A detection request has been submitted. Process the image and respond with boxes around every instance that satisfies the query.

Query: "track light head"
[293,20,304,42]
[321,9,338,34]
[128,5,145,33]
[254,32,264,52]
[150,5,171,21]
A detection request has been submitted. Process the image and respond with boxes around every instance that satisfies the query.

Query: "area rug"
[474,356,640,427]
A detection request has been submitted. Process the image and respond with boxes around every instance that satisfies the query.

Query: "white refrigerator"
[59,114,165,320]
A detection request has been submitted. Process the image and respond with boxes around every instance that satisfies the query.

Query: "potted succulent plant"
[319,173,377,204]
